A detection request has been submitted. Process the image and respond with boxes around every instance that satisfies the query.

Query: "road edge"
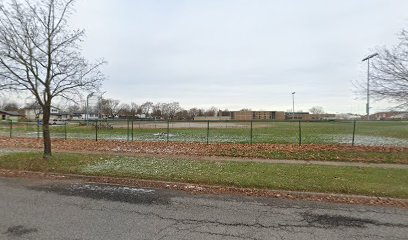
[0,168,407,209]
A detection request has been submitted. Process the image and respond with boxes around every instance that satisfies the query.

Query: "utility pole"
[98,91,106,119]
[362,53,378,120]
[86,92,95,123]
[292,92,296,120]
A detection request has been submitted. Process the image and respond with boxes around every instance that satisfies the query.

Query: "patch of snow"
[73,184,154,193]
[328,134,408,147]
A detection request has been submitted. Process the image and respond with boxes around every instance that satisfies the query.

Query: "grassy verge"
[250,150,408,164]
[0,152,407,199]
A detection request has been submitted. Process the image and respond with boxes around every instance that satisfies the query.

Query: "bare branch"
[363,28,408,109]
[0,0,105,158]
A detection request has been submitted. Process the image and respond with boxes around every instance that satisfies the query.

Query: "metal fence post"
[250,120,253,144]
[127,118,130,141]
[207,120,210,145]
[9,120,12,138]
[95,120,98,141]
[131,120,134,142]
[167,120,170,143]
[352,120,356,146]
[298,120,302,146]
[37,120,40,139]
[64,121,67,140]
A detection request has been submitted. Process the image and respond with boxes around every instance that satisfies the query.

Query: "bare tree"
[117,103,131,117]
[66,103,81,114]
[166,102,181,120]
[188,108,199,119]
[0,100,19,111]
[197,108,204,117]
[99,98,120,118]
[175,109,189,120]
[129,102,139,116]
[204,106,218,117]
[370,29,408,109]
[0,0,105,158]
[151,103,162,119]
[150,102,182,120]
[140,101,153,116]
[309,106,325,114]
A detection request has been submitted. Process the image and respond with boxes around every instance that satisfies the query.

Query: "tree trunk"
[42,106,52,159]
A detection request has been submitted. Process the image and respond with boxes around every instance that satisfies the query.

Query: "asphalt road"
[0,177,407,240]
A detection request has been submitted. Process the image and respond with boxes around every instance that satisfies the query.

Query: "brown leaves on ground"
[1,137,407,163]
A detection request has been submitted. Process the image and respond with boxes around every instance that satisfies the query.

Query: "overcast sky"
[70,0,408,113]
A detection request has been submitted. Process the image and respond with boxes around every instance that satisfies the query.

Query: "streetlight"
[98,91,106,119]
[362,53,378,120]
[292,92,296,120]
[86,92,95,123]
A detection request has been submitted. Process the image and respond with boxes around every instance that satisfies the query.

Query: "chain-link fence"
[1,120,407,147]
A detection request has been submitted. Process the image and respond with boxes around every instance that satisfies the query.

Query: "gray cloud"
[71,0,408,113]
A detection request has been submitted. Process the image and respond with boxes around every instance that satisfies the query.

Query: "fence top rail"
[7,119,408,124]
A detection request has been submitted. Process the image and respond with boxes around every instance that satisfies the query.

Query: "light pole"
[292,92,296,120]
[98,91,106,119]
[362,53,378,120]
[86,92,95,123]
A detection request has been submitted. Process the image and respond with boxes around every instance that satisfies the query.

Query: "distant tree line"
[92,99,225,120]
[1,98,332,120]
[0,98,228,120]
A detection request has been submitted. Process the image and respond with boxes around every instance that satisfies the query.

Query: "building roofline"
[0,110,22,116]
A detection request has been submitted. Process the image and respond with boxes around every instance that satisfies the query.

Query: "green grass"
[249,150,408,164]
[0,152,407,198]
[0,152,98,173]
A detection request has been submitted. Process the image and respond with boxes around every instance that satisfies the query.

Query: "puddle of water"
[29,183,171,205]
[302,212,377,228]
[4,225,38,237]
